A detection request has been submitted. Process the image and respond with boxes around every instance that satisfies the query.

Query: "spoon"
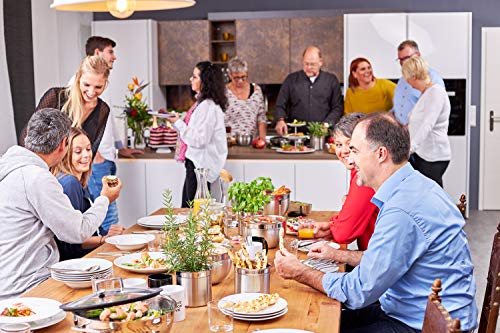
[49,265,100,273]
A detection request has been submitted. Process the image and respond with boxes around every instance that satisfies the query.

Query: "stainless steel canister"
[234,265,270,294]
[176,270,212,307]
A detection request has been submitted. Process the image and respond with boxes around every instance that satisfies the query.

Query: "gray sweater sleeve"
[27,170,108,243]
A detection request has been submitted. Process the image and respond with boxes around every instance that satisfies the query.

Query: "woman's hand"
[299,221,332,239]
[165,113,180,124]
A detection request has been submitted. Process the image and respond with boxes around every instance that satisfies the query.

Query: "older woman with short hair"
[402,56,451,187]
[224,57,267,140]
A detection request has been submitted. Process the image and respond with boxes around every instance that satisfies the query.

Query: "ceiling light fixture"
[51,0,196,19]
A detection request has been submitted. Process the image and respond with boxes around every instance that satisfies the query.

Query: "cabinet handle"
[490,110,500,132]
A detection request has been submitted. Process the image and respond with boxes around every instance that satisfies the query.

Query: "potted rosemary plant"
[162,189,213,307]
[307,122,330,150]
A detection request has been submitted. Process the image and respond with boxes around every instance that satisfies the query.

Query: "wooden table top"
[24,209,341,332]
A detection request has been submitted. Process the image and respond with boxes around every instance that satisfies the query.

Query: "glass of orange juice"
[298,228,314,239]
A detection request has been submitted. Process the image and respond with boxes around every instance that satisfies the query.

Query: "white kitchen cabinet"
[145,160,186,214]
[408,13,471,79]
[115,159,147,228]
[243,161,296,200]
[295,161,348,211]
[92,20,165,143]
[344,13,406,81]
[443,136,468,203]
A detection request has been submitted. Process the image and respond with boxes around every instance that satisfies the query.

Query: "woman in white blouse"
[402,56,451,187]
[167,61,228,207]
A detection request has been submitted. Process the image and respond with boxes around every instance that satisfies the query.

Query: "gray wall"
[96,0,499,209]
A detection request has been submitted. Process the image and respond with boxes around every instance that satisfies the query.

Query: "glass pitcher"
[193,168,211,214]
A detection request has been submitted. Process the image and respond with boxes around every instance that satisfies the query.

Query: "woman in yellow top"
[344,57,396,114]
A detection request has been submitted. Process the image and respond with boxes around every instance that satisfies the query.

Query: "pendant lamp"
[51,0,196,19]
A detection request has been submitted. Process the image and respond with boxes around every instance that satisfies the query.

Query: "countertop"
[120,146,339,160]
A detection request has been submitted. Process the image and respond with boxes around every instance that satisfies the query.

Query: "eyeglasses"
[232,75,247,81]
[396,54,416,63]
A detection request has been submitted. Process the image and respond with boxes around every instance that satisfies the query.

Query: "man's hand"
[307,243,343,261]
[100,177,123,203]
[119,148,144,158]
[300,221,332,239]
[106,224,126,237]
[93,151,105,164]
[274,248,305,279]
[275,120,288,136]
[308,244,364,267]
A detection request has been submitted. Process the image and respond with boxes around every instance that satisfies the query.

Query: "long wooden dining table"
[24,209,342,332]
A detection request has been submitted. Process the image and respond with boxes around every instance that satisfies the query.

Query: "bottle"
[193,168,211,215]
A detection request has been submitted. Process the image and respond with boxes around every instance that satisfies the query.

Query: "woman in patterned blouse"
[225,57,267,140]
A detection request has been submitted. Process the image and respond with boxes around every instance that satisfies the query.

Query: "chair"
[422,279,462,333]
[457,194,467,219]
[478,222,500,333]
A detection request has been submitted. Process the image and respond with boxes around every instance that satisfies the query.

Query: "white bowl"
[123,278,147,289]
[105,234,155,251]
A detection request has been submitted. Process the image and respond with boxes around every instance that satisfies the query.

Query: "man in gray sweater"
[0,108,122,299]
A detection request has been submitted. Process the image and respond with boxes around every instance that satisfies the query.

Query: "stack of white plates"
[0,297,66,330]
[137,214,188,229]
[218,293,288,321]
[50,258,113,289]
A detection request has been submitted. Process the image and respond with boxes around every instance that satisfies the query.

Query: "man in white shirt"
[0,109,122,299]
[84,36,143,234]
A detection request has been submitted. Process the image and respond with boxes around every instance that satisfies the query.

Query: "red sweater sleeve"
[329,169,378,250]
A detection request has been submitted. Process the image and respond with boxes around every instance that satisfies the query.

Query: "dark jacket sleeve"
[324,75,344,125]
[273,75,292,123]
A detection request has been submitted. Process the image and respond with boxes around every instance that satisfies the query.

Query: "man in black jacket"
[274,46,343,135]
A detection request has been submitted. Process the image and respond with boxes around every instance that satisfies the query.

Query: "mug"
[148,273,173,288]
[251,236,269,253]
[160,285,186,322]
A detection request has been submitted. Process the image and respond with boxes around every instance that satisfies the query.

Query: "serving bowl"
[263,191,290,216]
[236,133,253,146]
[242,215,285,249]
[105,234,155,251]
[209,246,232,285]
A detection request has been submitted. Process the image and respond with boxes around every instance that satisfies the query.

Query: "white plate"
[218,293,287,316]
[29,311,66,330]
[114,252,169,274]
[137,214,188,229]
[297,240,340,253]
[105,234,155,251]
[0,298,62,325]
[51,267,113,282]
[62,280,92,289]
[233,308,288,321]
[276,148,315,154]
[148,111,177,119]
[255,329,313,333]
[49,258,113,276]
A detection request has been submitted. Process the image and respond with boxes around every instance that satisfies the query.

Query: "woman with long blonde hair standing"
[34,55,111,157]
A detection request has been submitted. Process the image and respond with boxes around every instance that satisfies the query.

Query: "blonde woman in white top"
[167,61,228,207]
[402,56,451,187]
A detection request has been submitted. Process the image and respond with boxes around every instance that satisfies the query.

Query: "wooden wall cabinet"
[209,20,236,66]
[290,17,344,82]
[236,19,290,84]
[158,20,210,85]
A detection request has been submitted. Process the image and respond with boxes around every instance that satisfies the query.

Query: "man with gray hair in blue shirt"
[392,40,445,126]
[275,113,477,332]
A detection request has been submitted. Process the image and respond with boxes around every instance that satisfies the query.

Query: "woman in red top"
[302,112,378,250]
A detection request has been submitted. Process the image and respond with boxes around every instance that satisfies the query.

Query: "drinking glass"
[283,238,299,257]
[208,300,233,332]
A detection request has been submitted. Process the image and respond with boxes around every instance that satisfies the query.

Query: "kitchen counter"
[120,146,338,160]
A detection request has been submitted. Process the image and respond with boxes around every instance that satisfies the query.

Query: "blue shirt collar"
[371,163,414,209]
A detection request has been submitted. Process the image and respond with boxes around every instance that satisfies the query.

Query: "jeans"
[341,303,420,333]
[88,159,118,235]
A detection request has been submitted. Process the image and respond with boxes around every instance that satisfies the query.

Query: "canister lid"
[60,287,161,312]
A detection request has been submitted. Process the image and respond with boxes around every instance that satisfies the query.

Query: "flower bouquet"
[124,77,152,148]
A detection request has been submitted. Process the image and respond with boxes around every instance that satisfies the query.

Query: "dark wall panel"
[4,0,36,141]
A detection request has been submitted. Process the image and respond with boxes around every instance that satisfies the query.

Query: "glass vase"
[132,122,146,149]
